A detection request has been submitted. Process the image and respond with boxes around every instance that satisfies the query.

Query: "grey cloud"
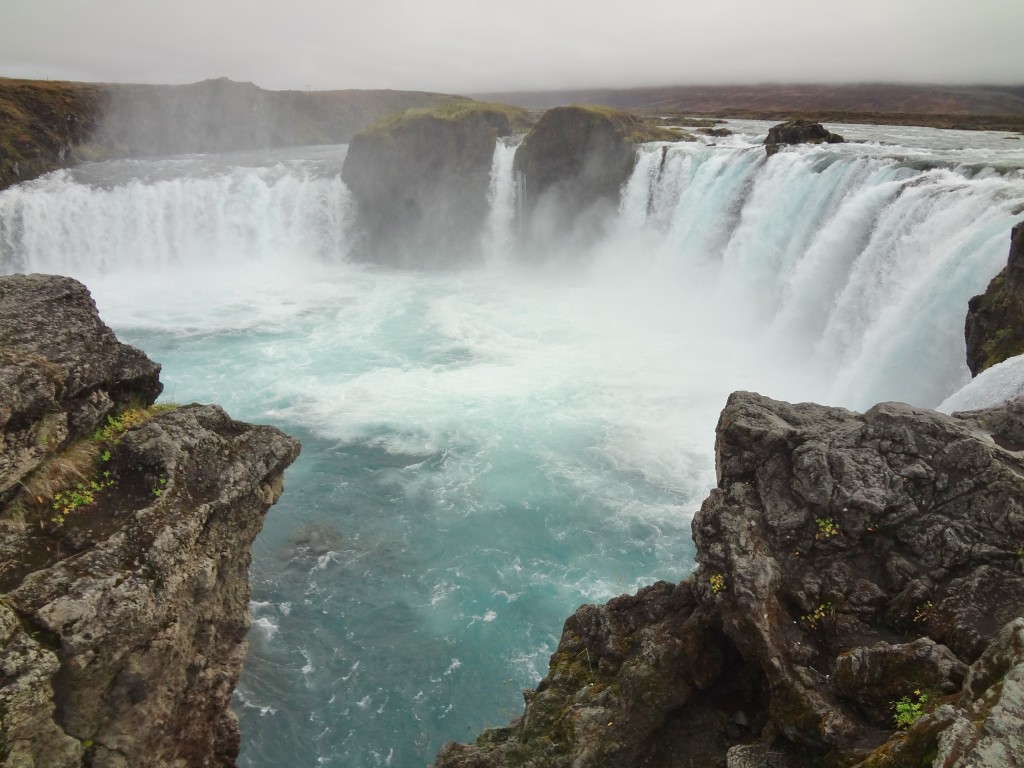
[1,0,1021,92]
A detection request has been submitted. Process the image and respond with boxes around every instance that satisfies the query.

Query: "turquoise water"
[2,124,1023,766]
[111,263,709,767]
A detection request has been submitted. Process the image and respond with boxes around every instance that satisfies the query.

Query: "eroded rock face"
[0,275,300,767]
[433,392,1024,767]
[764,119,844,155]
[341,102,532,264]
[965,221,1024,376]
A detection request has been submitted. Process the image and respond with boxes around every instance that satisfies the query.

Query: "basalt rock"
[965,221,1024,375]
[341,102,532,264]
[433,392,1024,767]
[764,119,844,156]
[0,274,300,767]
[513,105,679,245]
[0,275,163,505]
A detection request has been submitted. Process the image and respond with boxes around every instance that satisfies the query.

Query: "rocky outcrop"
[764,119,845,155]
[433,392,1024,767]
[513,105,679,244]
[965,221,1024,375]
[0,275,162,504]
[0,81,106,190]
[0,274,300,766]
[341,102,532,264]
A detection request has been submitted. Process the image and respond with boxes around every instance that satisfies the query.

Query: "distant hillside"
[0,77,468,189]
[473,83,1024,130]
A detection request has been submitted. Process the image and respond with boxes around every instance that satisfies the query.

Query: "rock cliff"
[0,274,300,767]
[341,102,533,264]
[513,105,680,246]
[764,119,845,156]
[965,221,1024,376]
[0,81,106,190]
[433,392,1024,767]
[0,76,468,191]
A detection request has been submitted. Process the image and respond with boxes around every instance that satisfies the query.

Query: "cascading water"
[482,136,522,265]
[1,123,1023,768]
[617,133,1024,408]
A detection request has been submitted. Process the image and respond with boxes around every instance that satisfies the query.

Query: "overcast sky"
[2,0,1021,93]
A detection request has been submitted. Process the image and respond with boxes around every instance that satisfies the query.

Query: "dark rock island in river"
[0,275,300,767]
[764,119,845,156]
[433,391,1024,767]
[341,101,533,264]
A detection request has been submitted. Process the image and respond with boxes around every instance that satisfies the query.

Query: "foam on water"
[2,126,1023,767]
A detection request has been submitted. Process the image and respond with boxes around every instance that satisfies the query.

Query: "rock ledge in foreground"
[433,391,1024,767]
[0,274,301,767]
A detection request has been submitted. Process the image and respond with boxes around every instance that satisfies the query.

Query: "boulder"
[0,274,301,767]
[341,101,532,264]
[432,392,1024,767]
[764,119,844,155]
[965,221,1024,375]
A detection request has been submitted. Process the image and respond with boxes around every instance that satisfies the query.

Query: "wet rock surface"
[433,391,1024,767]
[0,275,300,767]
[966,221,1024,376]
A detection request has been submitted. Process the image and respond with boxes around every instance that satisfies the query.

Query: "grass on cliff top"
[541,103,687,144]
[363,100,533,137]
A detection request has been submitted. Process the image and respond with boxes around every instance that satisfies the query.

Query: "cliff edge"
[0,274,301,767]
[433,392,1024,767]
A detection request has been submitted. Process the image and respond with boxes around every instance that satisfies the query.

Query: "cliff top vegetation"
[362,100,534,137]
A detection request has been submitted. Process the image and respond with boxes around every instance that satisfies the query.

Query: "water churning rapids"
[2,121,1023,767]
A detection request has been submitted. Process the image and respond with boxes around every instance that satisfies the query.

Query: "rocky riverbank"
[0,275,300,766]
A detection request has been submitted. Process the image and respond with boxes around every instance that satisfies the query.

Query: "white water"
[2,124,1023,767]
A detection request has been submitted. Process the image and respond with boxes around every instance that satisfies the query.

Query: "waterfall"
[482,136,521,265]
[616,140,1024,408]
[0,148,354,276]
